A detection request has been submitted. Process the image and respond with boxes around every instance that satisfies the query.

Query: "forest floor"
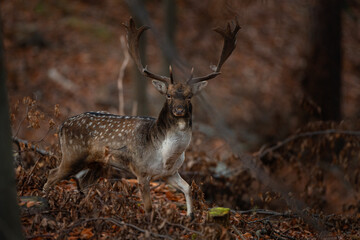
[15,130,360,239]
[3,0,360,239]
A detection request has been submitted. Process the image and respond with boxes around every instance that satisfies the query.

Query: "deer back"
[59,112,155,164]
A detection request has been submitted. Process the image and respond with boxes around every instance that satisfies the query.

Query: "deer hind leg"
[43,155,86,191]
[77,162,108,189]
[138,176,152,214]
[165,171,193,218]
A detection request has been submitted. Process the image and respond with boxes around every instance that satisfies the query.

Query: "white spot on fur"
[177,120,186,131]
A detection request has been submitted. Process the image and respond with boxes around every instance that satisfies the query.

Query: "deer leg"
[43,167,60,190]
[43,166,73,191]
[43,156,85,191]
[165,171,193,219]
[138,176,152,214]
[77,162,107,189]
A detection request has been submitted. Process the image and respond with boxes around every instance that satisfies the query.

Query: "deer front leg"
[138,176,152,214]
[165,171,193,219]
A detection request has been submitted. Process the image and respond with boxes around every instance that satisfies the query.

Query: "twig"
[12,136,53,157]
[14,105,29,137]
[33,128,52,145]
[156,210,203,236]
[118,36,130,115]
[21,156,43,195]
[258,129,360,159]
[48,68,78,93]
[232,225,246,240]
[266,221,296,240]
[22,209,71,218]
[232,209,295,218]
[165,221,203,236]
[273,231,296,240]
[26,234,55,239]
[248,215,279,224]
[59,217,173,239]
[234,209,297,224]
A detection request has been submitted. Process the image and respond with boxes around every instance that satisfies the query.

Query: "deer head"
[151,67,208,118]
[123,18,240,119]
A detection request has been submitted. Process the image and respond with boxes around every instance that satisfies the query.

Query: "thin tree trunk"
[302,0,342,121]
[0,13,24,240]
[162,0,177,74]
[130,1,149,116]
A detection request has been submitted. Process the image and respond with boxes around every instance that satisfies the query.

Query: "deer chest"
[160,130,191,168]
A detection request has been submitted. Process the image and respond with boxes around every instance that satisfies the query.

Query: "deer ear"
[152,80,168,95]
[191,81,208,95]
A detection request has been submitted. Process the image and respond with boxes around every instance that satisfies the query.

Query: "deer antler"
[187,19,240,85]
[123,18,170,84]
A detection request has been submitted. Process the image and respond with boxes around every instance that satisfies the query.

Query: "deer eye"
[166,94,171,99]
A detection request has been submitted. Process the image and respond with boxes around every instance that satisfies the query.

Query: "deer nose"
[173,105,185,116]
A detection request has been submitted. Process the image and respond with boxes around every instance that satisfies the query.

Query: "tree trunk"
[0,14,24,240]
[302,0,342,121]
[129,1,149,116]
[162,0,177,74]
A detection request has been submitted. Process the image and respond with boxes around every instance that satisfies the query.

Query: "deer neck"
[152,101,192,139]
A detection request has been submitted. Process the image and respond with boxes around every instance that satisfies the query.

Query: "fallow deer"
[44,18,240,218]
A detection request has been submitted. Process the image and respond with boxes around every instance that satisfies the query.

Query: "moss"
[207,207,231,226]
[208,207,230,217]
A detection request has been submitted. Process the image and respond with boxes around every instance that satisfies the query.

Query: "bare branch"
[257,129,360,159]
[118,36,130,115]
[14,104,29,138]
[48,68,79,93]
[232,209,295,217]
[232,225,246,240]
[12,136,53,157]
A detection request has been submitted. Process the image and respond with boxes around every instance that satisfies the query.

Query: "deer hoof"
[188,212,194,221]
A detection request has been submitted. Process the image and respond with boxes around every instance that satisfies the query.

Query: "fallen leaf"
[26,201,37,208]
[81,228,94,239]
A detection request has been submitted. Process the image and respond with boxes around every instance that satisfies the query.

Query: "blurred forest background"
[2,0,360,239]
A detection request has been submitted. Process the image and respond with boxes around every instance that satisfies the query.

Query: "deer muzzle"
[173,105,186,117]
